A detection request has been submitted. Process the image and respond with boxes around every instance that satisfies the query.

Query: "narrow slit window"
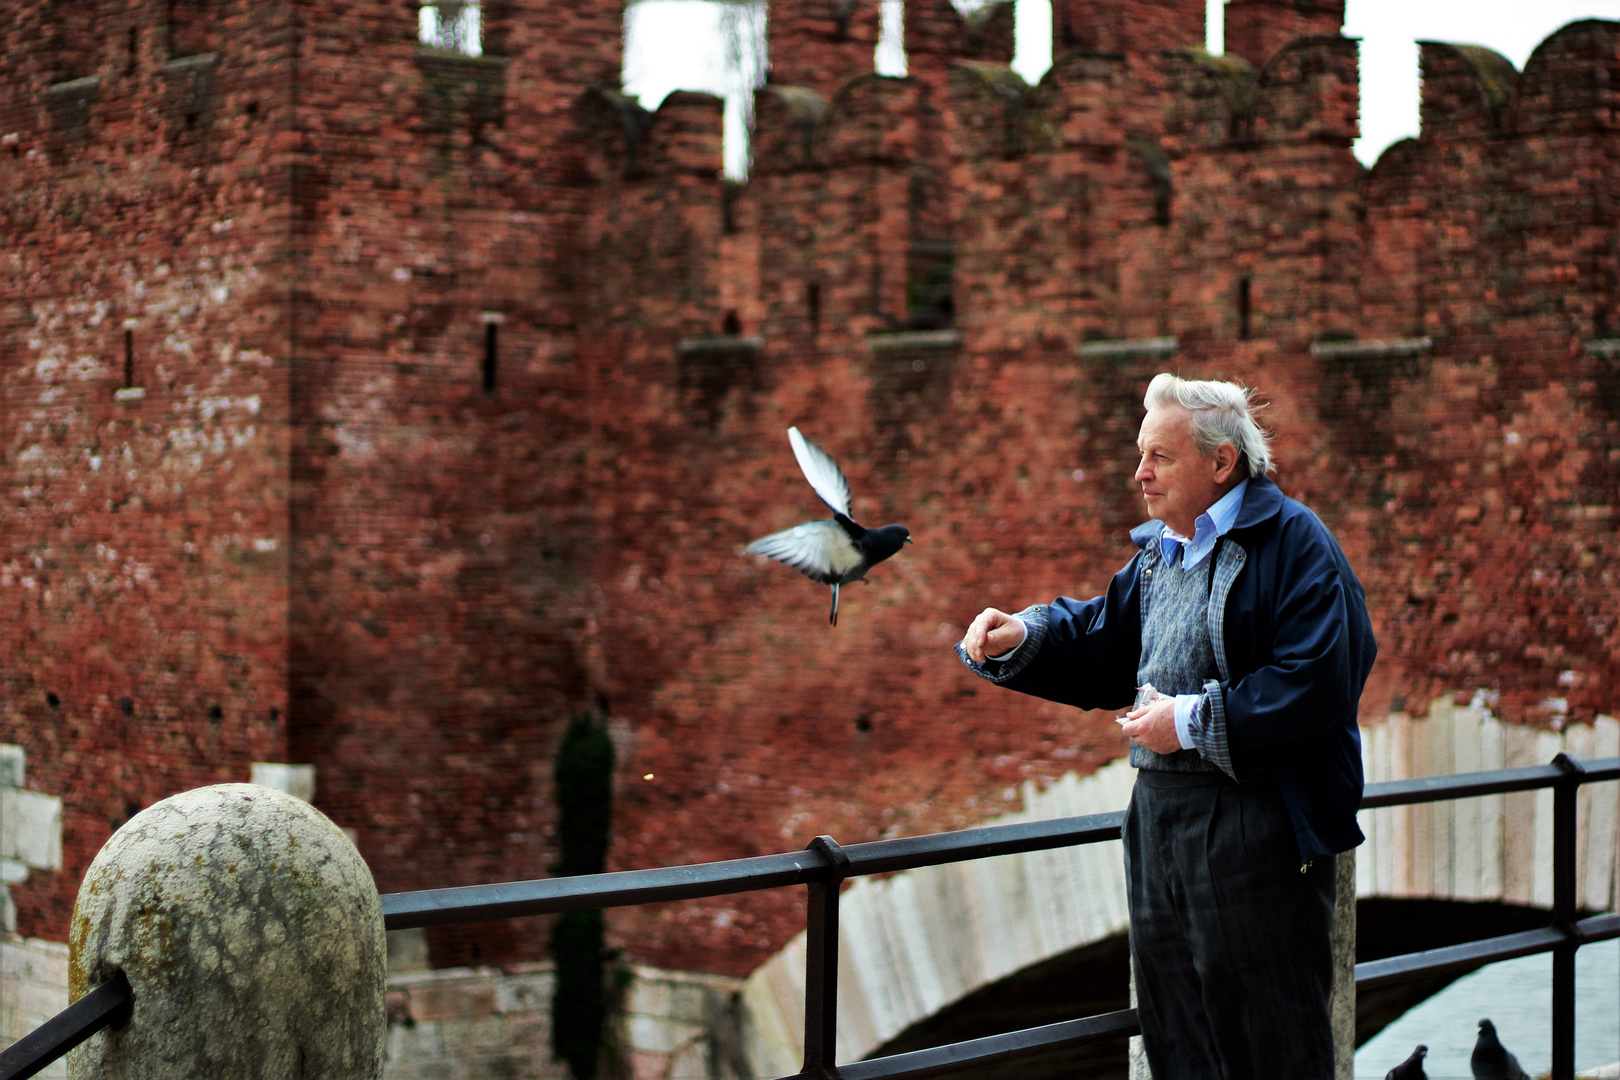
[1238,277,1252,341]
[124,326,135,387]
[481,313,503,391]
[808,282,821,334]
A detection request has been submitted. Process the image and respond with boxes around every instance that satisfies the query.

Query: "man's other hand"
[961,608,1026,663]
[1120,696,1181,754]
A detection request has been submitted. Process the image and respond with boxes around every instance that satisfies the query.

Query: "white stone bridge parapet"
[738,701,1620,1077]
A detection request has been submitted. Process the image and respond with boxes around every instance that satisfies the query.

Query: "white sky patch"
[1342,0,1620,167]
[623,0,765,178]
[624,0,1620,175]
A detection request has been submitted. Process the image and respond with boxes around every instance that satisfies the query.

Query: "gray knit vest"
[1131,546,1222,773]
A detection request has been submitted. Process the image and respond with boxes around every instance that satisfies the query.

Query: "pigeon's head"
[1413,1045,1427,1058]
[1478,1019,1496,1037]
[870,524,912,558]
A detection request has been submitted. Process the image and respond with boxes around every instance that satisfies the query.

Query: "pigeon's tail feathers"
[746,520,866,585]
[829,582,839,626]
[788,427,853,517]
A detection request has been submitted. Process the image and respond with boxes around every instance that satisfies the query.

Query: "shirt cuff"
[1173,694,1200,751]
[985,617,1029,662]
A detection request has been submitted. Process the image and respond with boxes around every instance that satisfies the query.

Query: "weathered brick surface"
[1,0,1617,982]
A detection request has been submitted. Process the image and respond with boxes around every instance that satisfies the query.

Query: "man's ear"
[1212,443,1239,484]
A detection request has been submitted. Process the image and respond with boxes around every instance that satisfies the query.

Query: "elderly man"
[959,374,1376,1079]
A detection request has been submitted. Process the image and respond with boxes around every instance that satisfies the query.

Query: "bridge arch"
[738,700,1619,1075]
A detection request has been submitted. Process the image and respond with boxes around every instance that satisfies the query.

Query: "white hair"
[1143,373,1274,477]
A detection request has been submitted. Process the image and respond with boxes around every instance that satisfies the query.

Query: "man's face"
[1135,404,1231,536]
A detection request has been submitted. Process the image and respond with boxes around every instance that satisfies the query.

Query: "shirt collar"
[1159,479,1248,570]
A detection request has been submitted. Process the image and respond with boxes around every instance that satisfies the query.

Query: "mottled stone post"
[1330,850,1357,1080]
[66,784,386,1079]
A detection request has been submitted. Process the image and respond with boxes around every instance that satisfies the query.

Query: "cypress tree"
[551,708,615,1080]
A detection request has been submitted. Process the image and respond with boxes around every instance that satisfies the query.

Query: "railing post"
[1550,753,1583,1080]
[802,835,849,1080]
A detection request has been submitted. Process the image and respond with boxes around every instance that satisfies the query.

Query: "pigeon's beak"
[905,536,913,543]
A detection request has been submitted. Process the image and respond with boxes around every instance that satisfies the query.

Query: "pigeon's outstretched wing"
[745,520,865,586]
[746,519,868,625]
[789,427,852,517]
[749,426,910,626]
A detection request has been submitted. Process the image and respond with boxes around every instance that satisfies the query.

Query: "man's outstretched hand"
[961,608,1027,663]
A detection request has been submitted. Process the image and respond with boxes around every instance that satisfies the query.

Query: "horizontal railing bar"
[383,849,831,929]
[831,1008,1141,1080]
[1354,927,1569,990]
[835,812,1125,877]
[1362,764,1564,808]
[1576,912,1620,944]
[1575,755,1620,781]
[382,812,1127,929]
[0,972,130,1080]
[384,757,1620,927]
[765,909,1620,1080]
[1360,756,1620,809]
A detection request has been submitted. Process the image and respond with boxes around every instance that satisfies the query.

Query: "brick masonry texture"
[1,0,1617,979]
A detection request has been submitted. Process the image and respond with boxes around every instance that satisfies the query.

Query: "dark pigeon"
[1386,1044,1427,1080]
[1471,1019,1529,1080]
[745,427,911,626]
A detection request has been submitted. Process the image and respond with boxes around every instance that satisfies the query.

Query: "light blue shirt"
[989,480,1249,752]
[1158,478,1247,571]
[1163,480,1247,748]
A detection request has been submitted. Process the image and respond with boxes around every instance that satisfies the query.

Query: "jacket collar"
[1129,473,1285,550]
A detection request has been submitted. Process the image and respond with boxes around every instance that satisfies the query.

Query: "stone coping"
[1076,336,1178,359]
[163,53,219,73]
[866,329,962,353]
[413,48,511,70]
[677,334,764,356]
[1310,336,1433,359]
[1585,339,1620,357]
[46,75,99,97]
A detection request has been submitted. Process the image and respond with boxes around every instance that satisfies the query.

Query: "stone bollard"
[66,783,386,1079]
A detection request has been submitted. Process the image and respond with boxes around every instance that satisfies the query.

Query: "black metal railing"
[4,752,1616,1080]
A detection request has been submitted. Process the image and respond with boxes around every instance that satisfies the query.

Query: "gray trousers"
[1124,768,1336,1080]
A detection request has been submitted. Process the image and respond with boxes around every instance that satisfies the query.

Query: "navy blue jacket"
[966,475,1377,863]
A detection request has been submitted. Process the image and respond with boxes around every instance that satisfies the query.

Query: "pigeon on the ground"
[745,427,911,626]
[1471,1019,1529,1080]
[1386,1044,1427,1080]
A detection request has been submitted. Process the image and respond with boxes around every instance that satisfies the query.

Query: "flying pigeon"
[1471,1019,1529,1080]
[745,427,911,626]
[1386,1044,1427,1080]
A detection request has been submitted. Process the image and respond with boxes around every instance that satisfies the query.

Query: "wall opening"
[419,0,482,55]
[1238,276,1252,340]
[483,321,499,391]
[123,326,135,387]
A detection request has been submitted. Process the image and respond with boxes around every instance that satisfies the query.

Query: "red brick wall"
[2,2,1617,980]
[0,0,301,944]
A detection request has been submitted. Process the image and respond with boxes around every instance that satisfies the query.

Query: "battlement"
[1,2,1618,985]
